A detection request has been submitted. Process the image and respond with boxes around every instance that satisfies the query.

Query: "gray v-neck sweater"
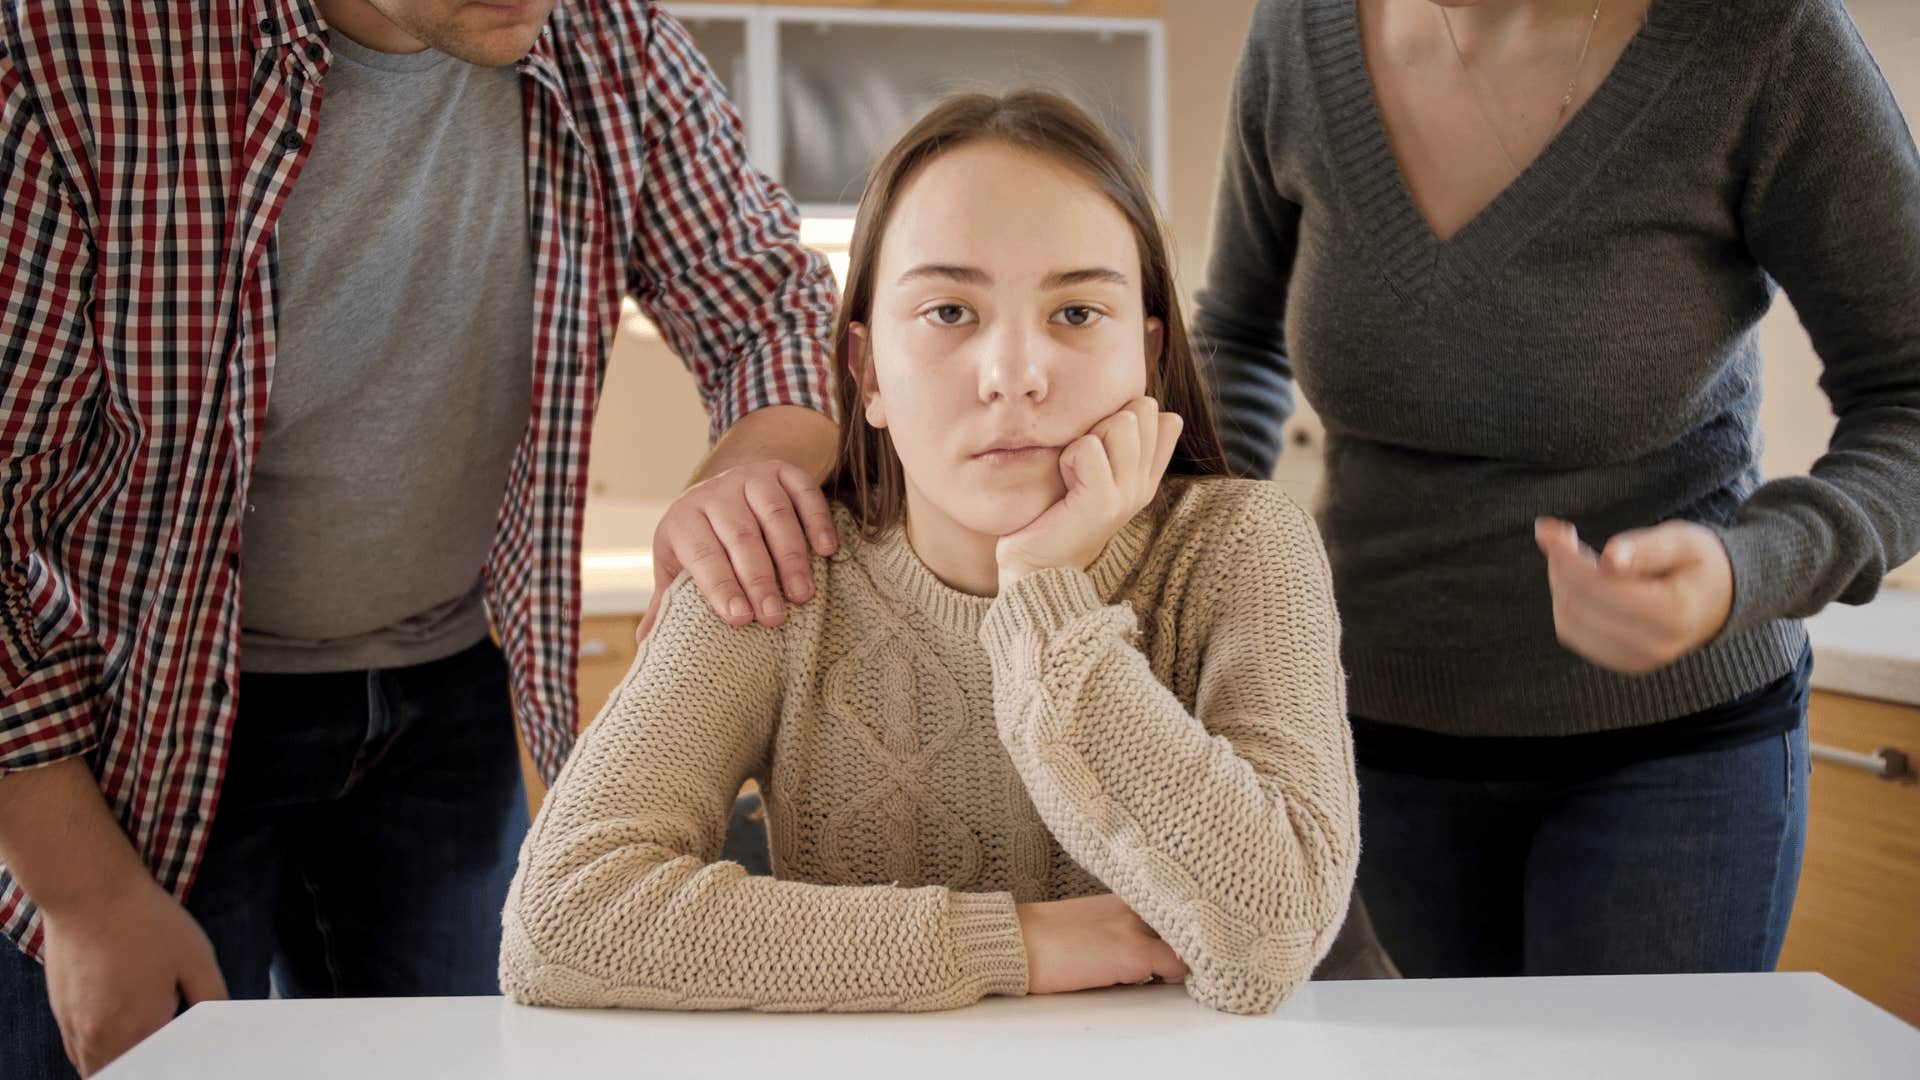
[1194,0,1920,737]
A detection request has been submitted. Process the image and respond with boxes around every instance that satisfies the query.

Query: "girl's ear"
[1144,315,1166,368]
[848,322,887,429]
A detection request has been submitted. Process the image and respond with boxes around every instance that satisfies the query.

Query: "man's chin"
[421,2,553,66]
[437,26,546,66]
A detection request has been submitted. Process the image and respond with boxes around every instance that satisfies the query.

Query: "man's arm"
[0,27,103,775]
[637,405,840,640]
[624,10,837,440]
[0,759,227,1076]
[0,41,226,1077]
[0,760,156,923]
[623,11,842,638]
[687,403,838,487]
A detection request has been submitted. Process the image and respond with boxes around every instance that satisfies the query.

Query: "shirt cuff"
[714,338,837,436]
[947,890,1030,999]
[1709,515,1821,640]
[977,566,1108,669]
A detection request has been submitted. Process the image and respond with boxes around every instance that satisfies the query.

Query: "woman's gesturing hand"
[1536,517,1735,675]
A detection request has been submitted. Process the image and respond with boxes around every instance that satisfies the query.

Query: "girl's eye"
[924,304,974,327]
[1054,306,1105,328]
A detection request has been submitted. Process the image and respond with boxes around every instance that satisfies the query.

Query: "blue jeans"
[1,637,528,1080]
[1357,716,1811,978]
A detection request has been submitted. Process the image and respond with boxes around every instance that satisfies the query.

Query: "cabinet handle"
[580,639,609,659]
[1810,741,1914,782]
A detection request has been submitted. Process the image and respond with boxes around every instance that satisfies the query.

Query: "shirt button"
[211,679,230,702]
[258,17,276,35]
[279,129,303,151]
[305,42,324,61]
[228,553,241,572]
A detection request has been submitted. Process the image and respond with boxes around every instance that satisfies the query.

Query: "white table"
[100,973,1917,1079]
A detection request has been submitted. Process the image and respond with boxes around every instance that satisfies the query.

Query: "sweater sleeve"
[1716,0,1920,635]
[499,574,1029,1013]
[1190,0,1306,481]
[977,485,1358,1015]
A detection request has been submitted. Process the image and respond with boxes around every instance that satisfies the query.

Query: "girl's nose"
[977,324,1050,404]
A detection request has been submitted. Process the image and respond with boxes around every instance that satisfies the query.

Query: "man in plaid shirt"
[0,1,842,1075]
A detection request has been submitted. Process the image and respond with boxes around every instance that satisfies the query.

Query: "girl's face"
[851,141,1162,541]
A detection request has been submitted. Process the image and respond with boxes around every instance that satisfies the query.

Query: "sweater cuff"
[1710,516,1821,641]
[947,891,1029,999]
[978,567,1107,665]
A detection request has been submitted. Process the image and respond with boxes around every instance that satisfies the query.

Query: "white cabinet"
[668,3,1167,217]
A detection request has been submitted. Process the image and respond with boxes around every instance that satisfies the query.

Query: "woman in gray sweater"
[1195,0,1920,976]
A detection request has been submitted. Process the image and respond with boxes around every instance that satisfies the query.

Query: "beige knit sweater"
[499,478,1357,1015]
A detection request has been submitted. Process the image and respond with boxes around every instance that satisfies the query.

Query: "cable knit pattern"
[500,478,1357,1015]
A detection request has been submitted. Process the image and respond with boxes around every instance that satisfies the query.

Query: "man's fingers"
[674,516,756,627]
[743,475,814,604]
[636,588,664,644]
[637,537,681,642]
[705,506,787,627]
[641,508,691,640]
[776,464,839,556]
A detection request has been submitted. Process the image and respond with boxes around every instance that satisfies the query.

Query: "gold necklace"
[1441,0,1605,175]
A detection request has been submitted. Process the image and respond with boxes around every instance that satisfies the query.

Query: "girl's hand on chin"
[995,396,1182,590]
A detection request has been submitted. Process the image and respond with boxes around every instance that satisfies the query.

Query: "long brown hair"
[825,90,1231,535]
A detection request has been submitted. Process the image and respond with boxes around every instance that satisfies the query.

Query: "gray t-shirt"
[240,31,533,673]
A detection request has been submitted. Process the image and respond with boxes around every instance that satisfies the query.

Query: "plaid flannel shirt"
[0,0,835,958]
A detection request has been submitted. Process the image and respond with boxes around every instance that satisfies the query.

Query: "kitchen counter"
[579,497,668,617]
[1806,588,1920,708]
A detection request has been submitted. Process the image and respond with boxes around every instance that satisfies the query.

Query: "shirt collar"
[516,15,566,98]
[251,0,328,48]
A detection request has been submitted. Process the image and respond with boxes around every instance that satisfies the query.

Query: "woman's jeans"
[1357,706,1811,978]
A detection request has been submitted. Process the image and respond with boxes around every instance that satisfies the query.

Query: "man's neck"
[317,0,431,54]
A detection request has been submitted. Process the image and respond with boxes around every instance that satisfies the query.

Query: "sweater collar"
[853,504,1158,639]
